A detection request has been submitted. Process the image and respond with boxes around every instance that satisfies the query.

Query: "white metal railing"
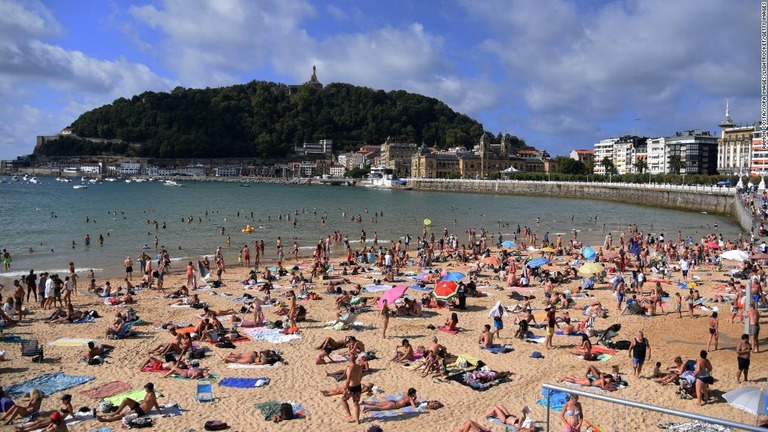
[541,383,764,432]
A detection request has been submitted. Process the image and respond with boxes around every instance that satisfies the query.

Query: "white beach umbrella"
[722,386,768,416]
[720,250,750,262]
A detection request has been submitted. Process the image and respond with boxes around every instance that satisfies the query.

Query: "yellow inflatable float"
[241,224,254,233]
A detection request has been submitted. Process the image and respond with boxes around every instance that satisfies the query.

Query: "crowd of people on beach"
[0,201,767,431]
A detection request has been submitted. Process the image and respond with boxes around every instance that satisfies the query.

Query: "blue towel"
[6,371,95,398]
[481,346,514,354]
[536,389,570,411]
[219,377,269,388]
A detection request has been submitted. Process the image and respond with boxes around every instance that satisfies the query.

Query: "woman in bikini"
[706,311,719,351]
[13,394,72,432]
[559,394,583,432]
[391,339,414,362]
[361,388,418,412]
[483,404,533,432]
[163,359,210,379]
[693,350,714,406]
[576,334,596,360]
[2,389,43,425]
[654,356,685,385]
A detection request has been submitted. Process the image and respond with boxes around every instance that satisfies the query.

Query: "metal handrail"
[542,383,764,432]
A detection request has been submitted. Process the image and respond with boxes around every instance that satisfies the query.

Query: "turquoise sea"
[0,177,742,281]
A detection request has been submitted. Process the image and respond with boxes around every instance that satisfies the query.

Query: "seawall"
[406,179,756,232]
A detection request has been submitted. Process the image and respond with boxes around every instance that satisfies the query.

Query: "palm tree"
[633,158,648,174]
[600,156,616,175]
[669,155,685,174]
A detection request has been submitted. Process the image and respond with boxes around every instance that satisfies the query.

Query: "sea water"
[0,178,741,281]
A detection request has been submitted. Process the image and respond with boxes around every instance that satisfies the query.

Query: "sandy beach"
[0,241,765,432]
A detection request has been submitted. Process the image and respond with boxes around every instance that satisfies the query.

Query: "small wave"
[1,267,104,278]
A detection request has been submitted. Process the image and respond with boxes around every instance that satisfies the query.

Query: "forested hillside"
[36,81,486,158]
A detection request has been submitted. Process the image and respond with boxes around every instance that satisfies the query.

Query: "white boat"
[362,167,411,190]
[73,184,87,190]
[163,180,183,187]
[11,176,18,181]
[29,177,40,184]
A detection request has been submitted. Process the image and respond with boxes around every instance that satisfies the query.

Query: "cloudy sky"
[0,0,760,159]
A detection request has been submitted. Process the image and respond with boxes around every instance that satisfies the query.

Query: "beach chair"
[21,339,43,362]
[108,321,136,340]
[195,381,214,402]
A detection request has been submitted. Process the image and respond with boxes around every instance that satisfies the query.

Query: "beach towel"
[70,315,96,324]
[555,331,583,336]
[141,359,167,373]
[254,401,306,420]
[579,353,613,362]
[453,354,481,367]
[103,389,161,406]
[445,370,510,391]
[536,389,570,411]
[481,345,514,354]
[175,326,195,334]
[171,372,218,381]
[588,346,618,355]
[524,336,546,344]
[362,394,427,419]
[48,337,95,347]
[243,327,300,344]
[80,381,132,400]
[6,371,95,398]
[438,325,459,335]
[1,334,23,343]
[219,377,270,388]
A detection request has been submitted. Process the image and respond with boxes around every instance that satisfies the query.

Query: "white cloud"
[0,1,175,157]
[462,0,760,148]
[129,1,498,118]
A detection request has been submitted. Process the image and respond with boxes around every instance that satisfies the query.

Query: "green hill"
[36,81,486,158]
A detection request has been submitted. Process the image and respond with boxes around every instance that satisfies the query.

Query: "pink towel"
[79,381,132,400]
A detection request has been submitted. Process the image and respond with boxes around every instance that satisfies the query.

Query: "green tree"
[600,156,617,175]
[556,157,588,175]
[633,158,648,174]
[669,155,685,174]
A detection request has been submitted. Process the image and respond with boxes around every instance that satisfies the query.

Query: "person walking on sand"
[629,331,651,378]
[545,305,556,350]
[736,334,751,383]
[748,305,760,353]
[706,311,719,351]
[380,299,390,339]
[341,354,363,424]
[242,245,250,267]
[287,290,297,329]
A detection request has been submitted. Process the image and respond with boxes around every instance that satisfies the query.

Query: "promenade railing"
[541,383,763,432]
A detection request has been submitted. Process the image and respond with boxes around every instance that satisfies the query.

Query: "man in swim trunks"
[736,333,751,382]
[96,382,161,422]
[341,354,363,423]
[545,305,556,350]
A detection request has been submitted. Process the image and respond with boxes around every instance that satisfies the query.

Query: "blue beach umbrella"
[501,240,516,248]
[582,246,596,260]
[526,257,550,269]
[440,272,466,282]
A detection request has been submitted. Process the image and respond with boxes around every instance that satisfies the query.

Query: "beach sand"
[0,249,764,432]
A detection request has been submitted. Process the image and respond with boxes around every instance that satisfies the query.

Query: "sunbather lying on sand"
[224,350,282,365]
[360,388,418,412]
[483,404,534,431]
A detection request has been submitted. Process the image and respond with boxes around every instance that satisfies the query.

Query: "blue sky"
[0,0,760,159]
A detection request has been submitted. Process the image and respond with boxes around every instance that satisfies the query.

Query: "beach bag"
[204,420,229,431]
[128,417,153,428]
[99,401,113,413]
[279,403,294,421]
[613,340,631,350]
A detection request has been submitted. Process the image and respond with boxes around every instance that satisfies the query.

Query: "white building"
[329,164,345,177]
[646,137,668,174]
[338,152,365,170]
[593,138,619,175]
[117,162,141,175]
[215,166,241,177]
